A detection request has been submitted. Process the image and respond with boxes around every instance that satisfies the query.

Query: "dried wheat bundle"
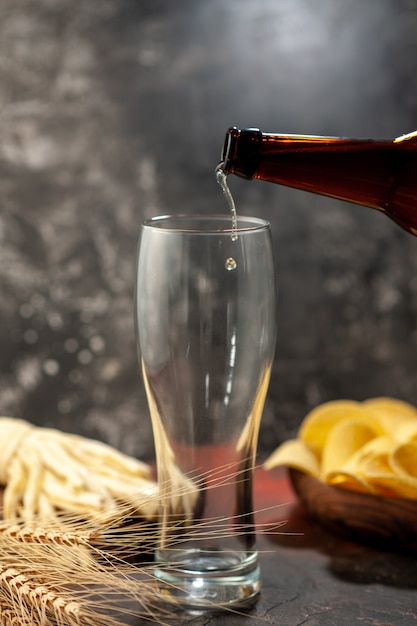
[0,465,286,626]
[0,520,98,546]
[0,510,178,626]
[0,510,285,625]
[0,417,160,522]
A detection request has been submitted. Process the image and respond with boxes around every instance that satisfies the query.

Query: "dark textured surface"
[119,469,417,626]
[1,2,417,622]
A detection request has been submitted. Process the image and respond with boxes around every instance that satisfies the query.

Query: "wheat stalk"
[0,521,98,547]
[0,602,33,626]
[0,552,156,626]
[0,565,92,625]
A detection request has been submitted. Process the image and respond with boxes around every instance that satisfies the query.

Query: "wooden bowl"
[289,468,417,551]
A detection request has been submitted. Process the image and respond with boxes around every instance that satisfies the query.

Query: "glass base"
[153,549,260,610]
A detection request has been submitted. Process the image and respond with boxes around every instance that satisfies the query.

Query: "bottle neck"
[221,127,367,179]
[222,127,262,179]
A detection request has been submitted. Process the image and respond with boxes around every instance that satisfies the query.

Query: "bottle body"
[221,128,417,236]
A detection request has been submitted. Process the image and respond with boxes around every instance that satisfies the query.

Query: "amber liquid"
[256,135,417,235]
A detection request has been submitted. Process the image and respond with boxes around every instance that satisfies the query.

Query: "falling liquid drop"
[225,257,237,271]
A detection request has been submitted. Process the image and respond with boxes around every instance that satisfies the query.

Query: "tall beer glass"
[136,214,277,609]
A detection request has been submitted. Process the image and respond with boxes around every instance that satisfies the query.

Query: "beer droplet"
[225,257,237,271]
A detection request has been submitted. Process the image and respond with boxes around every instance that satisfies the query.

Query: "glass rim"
[142,213,270,234]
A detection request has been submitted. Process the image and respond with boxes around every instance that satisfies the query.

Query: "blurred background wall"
[1,0,417,462]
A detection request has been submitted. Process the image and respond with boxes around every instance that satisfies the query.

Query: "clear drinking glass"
[135,214,277,610]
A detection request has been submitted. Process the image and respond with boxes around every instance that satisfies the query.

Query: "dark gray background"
[1,0,417,462]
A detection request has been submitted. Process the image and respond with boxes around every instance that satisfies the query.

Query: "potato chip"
[325,470,375,494]
[263,438,320,477]
[340,436,394,484]
[324,436,392,495]
[298,400,365,457]
[320,418,381,476]
[363,397,417,441]
[344,436,417,499]
[363,397,417,418]
[366,474,417,499]
[390,441,417,479]
[392,417,417,443]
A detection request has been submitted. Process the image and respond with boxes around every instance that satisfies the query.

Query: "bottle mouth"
[220,127,262,179]
[221,127,240,173]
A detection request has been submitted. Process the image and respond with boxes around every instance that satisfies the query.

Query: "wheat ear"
[0,561,136,626]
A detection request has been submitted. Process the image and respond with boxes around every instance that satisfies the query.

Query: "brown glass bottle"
[221,127,417,235]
